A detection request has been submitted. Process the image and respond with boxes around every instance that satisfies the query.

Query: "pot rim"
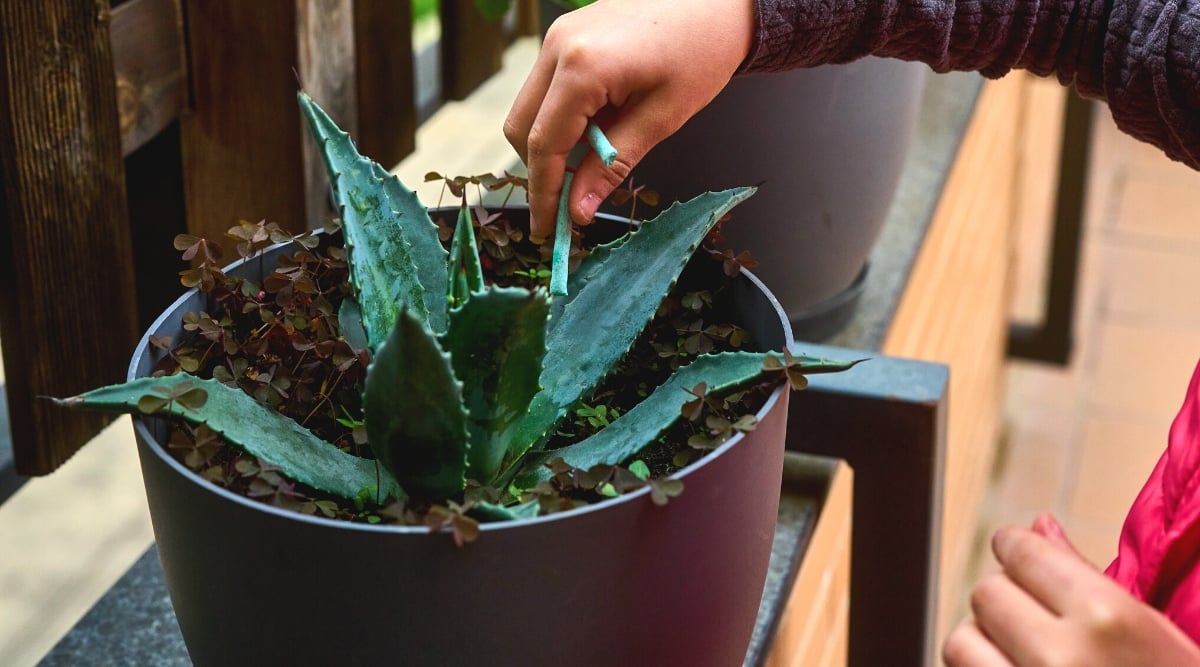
[128,209,795,534]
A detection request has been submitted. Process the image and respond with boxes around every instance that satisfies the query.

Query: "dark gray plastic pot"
[129,209,795,666]
[628,61,927,339]
[539,3,926,338]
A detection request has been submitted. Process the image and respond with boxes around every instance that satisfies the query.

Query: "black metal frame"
[788,345,949,667]
[1007,91,1094,365]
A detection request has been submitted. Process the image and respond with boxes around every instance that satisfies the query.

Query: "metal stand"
[1007,91,1095,365]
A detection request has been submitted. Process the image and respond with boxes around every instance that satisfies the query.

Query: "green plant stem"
[550,172,573,296]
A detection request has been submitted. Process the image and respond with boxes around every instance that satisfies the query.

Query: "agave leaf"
[447,201,485,309]
[442,286,548,484]
[547,230,632,331]
[337,296,369,352]
[512,350,861,488]
[53,374,403,501]
[298,93,449,345]
[545,227,640,331]
[365,304,469,501]
[501,188,756,473]
[470,499,541,523]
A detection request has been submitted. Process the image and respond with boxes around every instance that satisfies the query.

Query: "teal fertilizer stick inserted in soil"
[551,122,616,296]
[550,171,574,296]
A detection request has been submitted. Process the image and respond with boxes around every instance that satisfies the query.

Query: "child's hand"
[503,0,755,237]
[943,514,1200,666]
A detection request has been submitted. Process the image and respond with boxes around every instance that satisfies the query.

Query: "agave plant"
[56,94,855,519]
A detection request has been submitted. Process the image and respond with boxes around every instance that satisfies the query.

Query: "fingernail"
[579,192,602,223]
[1031,513,1063,538]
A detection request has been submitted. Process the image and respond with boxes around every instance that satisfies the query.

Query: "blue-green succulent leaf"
[513,351,769,487]
[503,188,756,472]
[547,230,632,332]
[298,93,449,344]
[448,201,485,309]
[512,350,857,487]
[337,296,369,352]
[53,374,403,501]
[442,286,548,484]
[365,305,469,500]
[470,499,541,523]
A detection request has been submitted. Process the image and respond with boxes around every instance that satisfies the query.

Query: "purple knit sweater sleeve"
[742,0,1200,169]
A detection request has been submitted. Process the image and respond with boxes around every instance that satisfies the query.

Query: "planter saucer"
[790,263,869,342]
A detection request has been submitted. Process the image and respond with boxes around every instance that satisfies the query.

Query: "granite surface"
[40,549,189,667]
[39,71,982,666]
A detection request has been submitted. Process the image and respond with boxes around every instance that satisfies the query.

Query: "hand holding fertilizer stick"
[549,121,617,296]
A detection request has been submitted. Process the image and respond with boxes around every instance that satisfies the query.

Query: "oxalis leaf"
[298,93,449,346]
[442,286,548,485]
[365,304,469,501]
[53,374,403,502]
[512,351,863,488]
[500,188,756,477]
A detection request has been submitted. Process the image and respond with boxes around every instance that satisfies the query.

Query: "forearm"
[743,0,1200,169]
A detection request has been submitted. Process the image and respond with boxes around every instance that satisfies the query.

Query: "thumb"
[566,99,687,224]
[566,150,628,225]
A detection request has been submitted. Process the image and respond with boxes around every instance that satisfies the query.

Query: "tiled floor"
[962,80,1200,601]
[0,69,1196,666]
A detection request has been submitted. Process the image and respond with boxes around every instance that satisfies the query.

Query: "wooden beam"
[111,0,187,156]
[440,0,505,100]
[179,2,309,250]
[766,458,853,667]
[515,0,539,37]
[354,0,417,169]
[297,0,358,227]
[0,0,140,474]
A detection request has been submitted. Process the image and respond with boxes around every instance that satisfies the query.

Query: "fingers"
[503,0,756,236]
[568,149,622,226]
[566,92,686,223]
[969,572,1058,666]
[943,619,1015,667]
[503,39,557,165]
[505,44,600,236]
[992,525,1109,616]
[960,523,1200,667]
[1030,513,1088,562]
[514,80,666,235]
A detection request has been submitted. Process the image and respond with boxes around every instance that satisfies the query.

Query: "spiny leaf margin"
[54,374,403,501]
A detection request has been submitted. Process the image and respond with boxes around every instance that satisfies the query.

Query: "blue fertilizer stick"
[549,171,574,296]
[550,123,617,296]
[586,122,617,167]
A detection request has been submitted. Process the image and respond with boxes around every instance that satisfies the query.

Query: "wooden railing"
[0,0,535,477]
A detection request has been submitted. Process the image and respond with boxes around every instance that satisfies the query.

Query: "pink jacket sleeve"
[1105,359,1200,644]
[741,0,1200,170]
